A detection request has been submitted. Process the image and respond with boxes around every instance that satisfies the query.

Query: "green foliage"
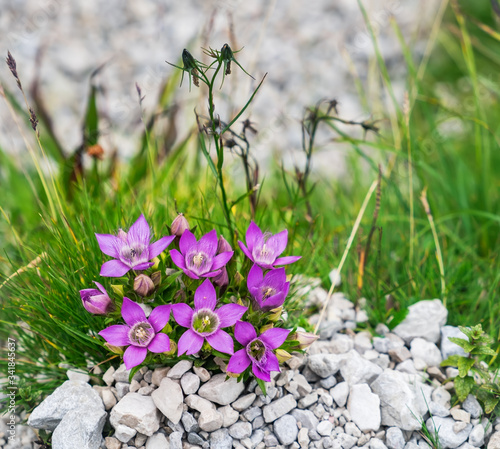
[441,324,500,414]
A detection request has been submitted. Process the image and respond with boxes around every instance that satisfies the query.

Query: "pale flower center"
[120,244,147,267]
[192,308,219,337]
[247,338,267,363]
[193,253,205,267]
[262,286,276,300]
[128,322,154,347]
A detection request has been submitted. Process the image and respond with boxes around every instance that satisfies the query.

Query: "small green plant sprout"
[409,391,442,449]
[441,324,500,414]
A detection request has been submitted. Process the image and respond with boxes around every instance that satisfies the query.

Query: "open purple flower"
[98,297,171,369]
[96,214,175,277]
[172,279,247,356]
[247,264,290,311]
[238,221,301,269]
[80,281,114,315]
[170,229,233,279]
[227,321,290,382]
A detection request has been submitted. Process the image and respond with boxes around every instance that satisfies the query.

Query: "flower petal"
[268,229,288,257]
[100,259,130,277]
[263,351,280,372]
[197,229,219,257]
[273,255,302,266]
[148,333,170,353]
[94,281,107,295]
[257,291,285,310]
[172,303,194,328]
[210,251,234,271]
[247,264,264,290]
[95,233,121,258]
[263,267,287,288]
[121,297,147,326]
[123,345,147,369]
[178,329,204,356]
[260,327,290,349]
[127,214,151,247]
[245,221,262,253]
[183,268,200,280]
[148,304,171,333]
[99,325,130,346]
[252,363,271,382]
[179,229,198,255]
[149,235,175,259]
[217,304,247,328]
[194,279,217,311]
[170,249,187,270]
[234,320,257,346]
[201,269,221,278]
[206,329,234,355]
[132,262,155,271]
[238,241,254,263]
[227,349,251,374]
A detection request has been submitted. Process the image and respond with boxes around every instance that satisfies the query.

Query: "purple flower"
[227,321,290,382]
[247,265,290,311]
[172,279,247,356]
[170,229,233,279]
[96,214,175,277]
[80,282,114,315]
[238,221,301,269]
[98,297,171,369]
[213,235,232,288]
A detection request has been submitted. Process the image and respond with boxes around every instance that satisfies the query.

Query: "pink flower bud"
[290,331,319,350]
[80,282,114,315]
[171,214,190,238]
[217,235,232,253]
[133,274,155,297]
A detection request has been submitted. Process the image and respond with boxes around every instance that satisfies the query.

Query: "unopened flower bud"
[163,339,177,356]
[275,349,292,363]
[259,323,274,334]
[134,274,155,297]
[290,331,319,350]
[226,371,240,378]
[221,43,233,75]
[267,306,283,322]
[104,343,124,355]
[171,214,190,237]
[213,267,228,289]
[151,271,161,287]
[217,235,232,253]
[182,49,199,87]
[80,282,114,315]
[174,289,186,302]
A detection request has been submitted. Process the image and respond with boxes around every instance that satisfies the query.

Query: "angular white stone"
[274,415,298,445]
[198,373,245,405]
[110,392,160,436]
[426,416,472,449]
[198,408,223,432]
[180,372,200,395]
[151,377,184,424]
[347,383,381,432]
[263,394,297,423]
[28,380,104,431]
[185,394,216,412]
[167,360,193,379]
[393,299,447,343]
[340,350,383,385]
[410,338,442,367]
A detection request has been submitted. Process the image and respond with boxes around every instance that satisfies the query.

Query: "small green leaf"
[470,346,496,356]
[448,337,474,352]
[457,357,475,377]
[255,377,267,396]
[482,394,500,414]
[454,375,475,402]
[441,355,461,367]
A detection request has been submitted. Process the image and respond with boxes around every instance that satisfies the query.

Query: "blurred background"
[1,0,439,178]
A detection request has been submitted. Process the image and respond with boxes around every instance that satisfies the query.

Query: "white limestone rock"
[110,392,160,436]
[347,383,381,432]
[410,338,442,367]
[393,299,447,343]
[198,374,245,405]
[151,377,184,424]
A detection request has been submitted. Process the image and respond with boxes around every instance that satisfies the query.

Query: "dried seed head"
[87,144,104,160]
[6,51,22,90]
[29,107,38,131]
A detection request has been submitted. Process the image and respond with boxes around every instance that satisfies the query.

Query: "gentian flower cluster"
[80,214,316,384]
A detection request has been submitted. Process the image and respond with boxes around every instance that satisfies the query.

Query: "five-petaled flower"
[227,321,290,382]
[170,229,233,279]
[247,264,290,311]
[238,221,301,270]
[96,214,175,277]
[99,297,171,369]
[80,281,114,315]
[172,279,247,356]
